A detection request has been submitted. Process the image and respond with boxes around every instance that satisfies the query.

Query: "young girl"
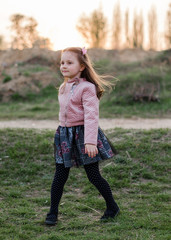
[45,47,120,225]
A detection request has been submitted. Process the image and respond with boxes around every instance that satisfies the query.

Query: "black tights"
[49,162,119,215]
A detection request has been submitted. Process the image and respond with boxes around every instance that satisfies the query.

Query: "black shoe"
[45,212,58,225]
[100,208,120,221]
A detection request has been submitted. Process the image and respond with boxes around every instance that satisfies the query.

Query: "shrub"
[3,74,12,83]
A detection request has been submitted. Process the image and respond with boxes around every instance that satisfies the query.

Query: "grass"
[0,85,60,120]
[18,64,51,77]
[0,53,171,119]
[0,128,170,240]
[0,80,170,120]
[2,72,12,83]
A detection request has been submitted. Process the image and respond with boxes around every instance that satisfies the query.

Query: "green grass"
[2,72,12,83]
[0,85,60,119]
[18,64,51,75]
[0,128,170,240]
[0,82,170,120]
[0,50,171,119]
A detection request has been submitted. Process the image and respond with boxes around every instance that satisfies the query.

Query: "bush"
[3,74,12,83]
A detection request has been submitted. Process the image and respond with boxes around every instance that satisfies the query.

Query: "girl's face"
[60,51,85,79]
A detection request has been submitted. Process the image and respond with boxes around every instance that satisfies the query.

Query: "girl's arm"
[82,84,99,146]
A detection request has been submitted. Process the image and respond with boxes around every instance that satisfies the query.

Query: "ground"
[0,118,171,130]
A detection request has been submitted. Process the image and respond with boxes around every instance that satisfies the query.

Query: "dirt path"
[0,118,170,130]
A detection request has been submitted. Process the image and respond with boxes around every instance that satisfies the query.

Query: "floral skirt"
[54,125,117,168]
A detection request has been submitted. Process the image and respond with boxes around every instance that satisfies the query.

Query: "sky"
[0,0,170,50]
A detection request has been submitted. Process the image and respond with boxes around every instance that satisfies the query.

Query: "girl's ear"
[80,64,85,72]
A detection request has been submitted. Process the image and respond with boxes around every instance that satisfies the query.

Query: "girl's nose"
[62,64,67,68]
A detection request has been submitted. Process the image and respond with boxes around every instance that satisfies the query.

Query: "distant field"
[0,90,170,119]
[0,128,170,240]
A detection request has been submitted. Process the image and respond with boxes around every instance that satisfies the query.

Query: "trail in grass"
[0,118,171,129]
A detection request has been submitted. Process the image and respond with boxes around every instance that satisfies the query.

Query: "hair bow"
[81,47,87,55]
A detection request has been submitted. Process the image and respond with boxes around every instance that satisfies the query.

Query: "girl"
[45,47,120,225]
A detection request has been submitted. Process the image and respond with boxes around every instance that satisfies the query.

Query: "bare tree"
[132,11,138,48]
[124,8,131,48]
[33,37,53,49]
[10,14,26,49]
[9,14,52,49]
[138,11,144,49]
[165,3,171,49]
[148,6,158,50]
[111,1,122,49]
[0,35,8,50]
[76,6,108,48]
[132,10,144,49]
[24,17,38,47]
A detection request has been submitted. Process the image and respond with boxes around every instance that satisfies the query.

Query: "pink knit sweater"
[58,77,99,145]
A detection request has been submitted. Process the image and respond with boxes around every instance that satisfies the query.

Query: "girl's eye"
[60,61,73,65]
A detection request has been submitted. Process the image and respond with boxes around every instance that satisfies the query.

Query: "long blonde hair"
[58,47,118,99]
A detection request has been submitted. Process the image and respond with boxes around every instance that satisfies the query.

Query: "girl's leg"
[49,163,70,215]
[84,162,119,217]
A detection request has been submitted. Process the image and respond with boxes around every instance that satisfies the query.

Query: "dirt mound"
[87,48,158,62]
[0,48,160,102]
[0,48,61,67]
[0,48,62,101]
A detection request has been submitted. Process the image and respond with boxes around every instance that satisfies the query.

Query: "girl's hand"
[85,144,98,158]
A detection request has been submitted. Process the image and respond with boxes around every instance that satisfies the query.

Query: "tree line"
[77,2,171,50]
[0,2,170,50]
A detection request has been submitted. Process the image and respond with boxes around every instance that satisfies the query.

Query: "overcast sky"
[0,0,170,50]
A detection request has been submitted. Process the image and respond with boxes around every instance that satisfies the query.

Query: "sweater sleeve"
[82,84,99,145]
